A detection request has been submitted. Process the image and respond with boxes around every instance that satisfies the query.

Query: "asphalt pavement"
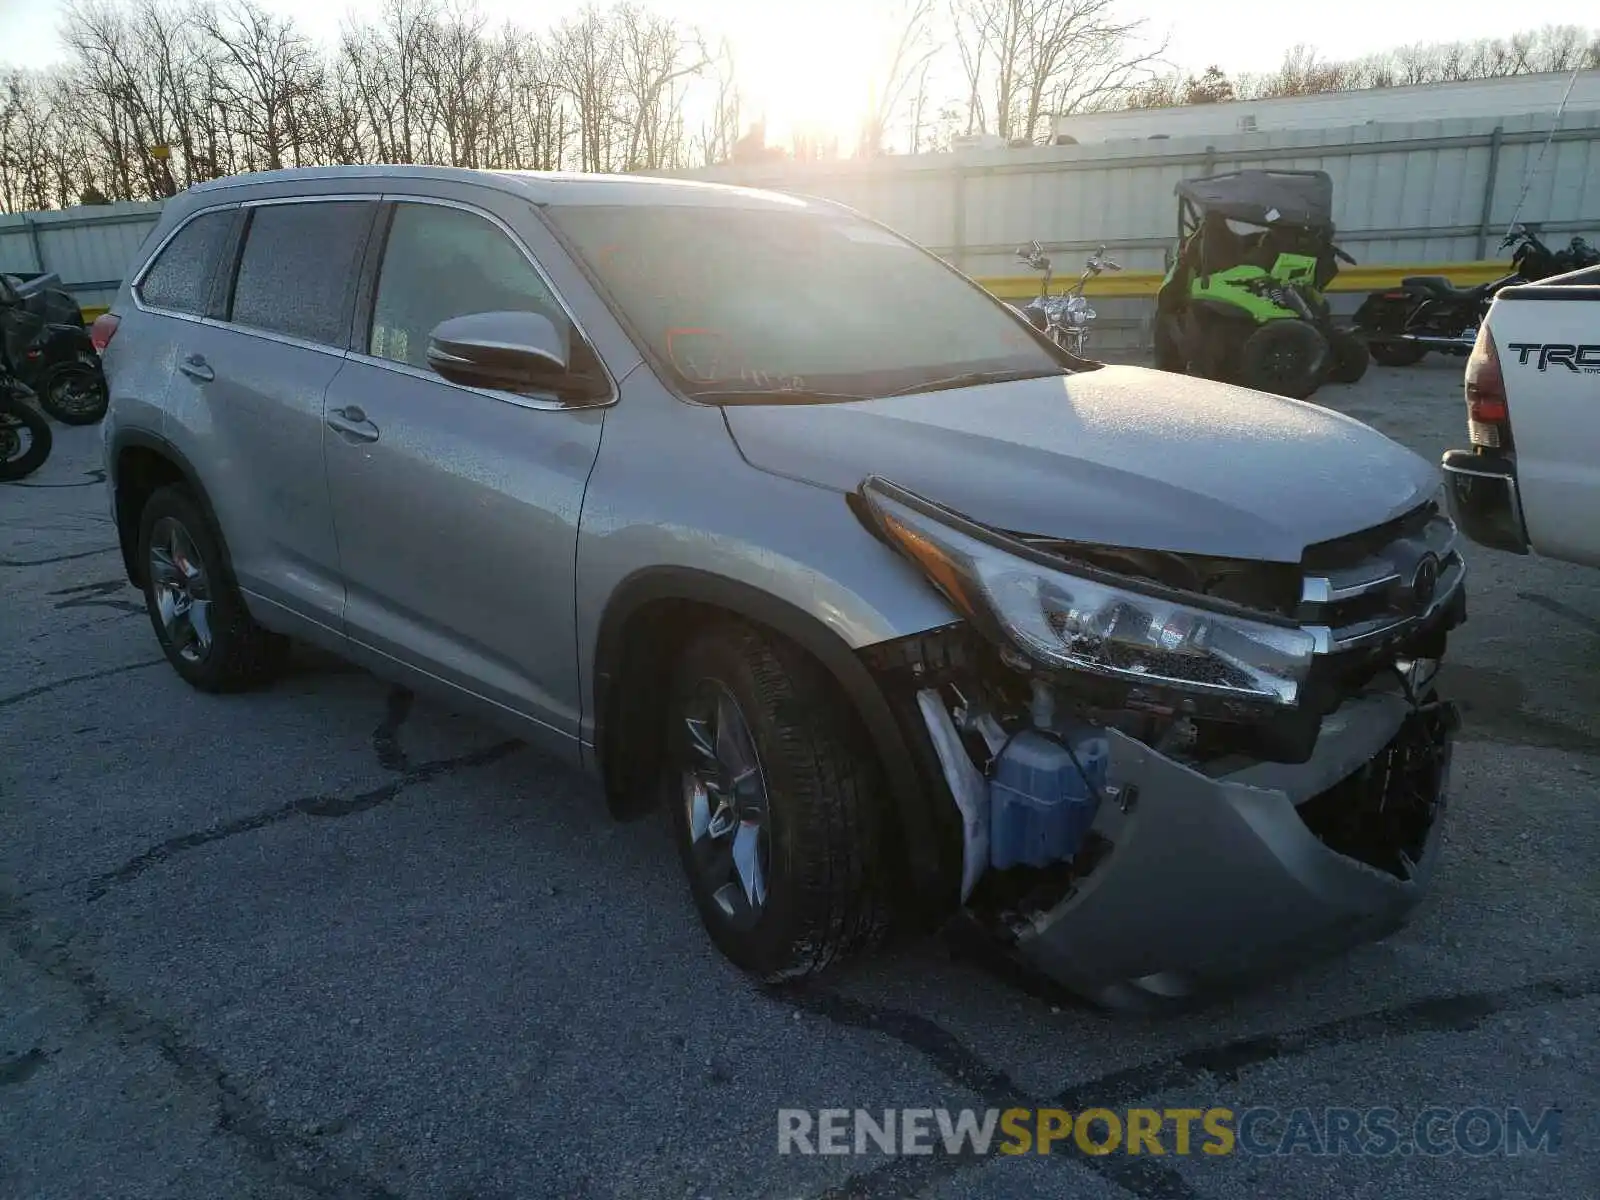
[2,358,1596,1200]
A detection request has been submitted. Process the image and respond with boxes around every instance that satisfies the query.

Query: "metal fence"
[0,200,164,314]
[4,107,1599,348]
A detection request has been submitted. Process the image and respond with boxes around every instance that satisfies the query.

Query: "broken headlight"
[859,478,1317,706]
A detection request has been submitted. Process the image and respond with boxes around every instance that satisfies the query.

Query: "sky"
[1,0,1595,144]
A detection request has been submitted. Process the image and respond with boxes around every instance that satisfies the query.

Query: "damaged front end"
[855,477,1464,1008]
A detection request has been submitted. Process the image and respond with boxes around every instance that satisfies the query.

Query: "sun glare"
[735,9,879,150]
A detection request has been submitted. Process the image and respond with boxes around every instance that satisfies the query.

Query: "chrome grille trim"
[1299,509,1465,654]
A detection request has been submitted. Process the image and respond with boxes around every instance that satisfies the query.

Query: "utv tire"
[1368,340,1427,367]
[1152,313,1187,372]
[664,621,890,982]
[1236,321,1329,400]
[138,485,288,692]
[1327,328,1370,384]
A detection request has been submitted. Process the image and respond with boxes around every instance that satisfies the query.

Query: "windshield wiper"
[685,386,871,404]
[888,367,1068,397]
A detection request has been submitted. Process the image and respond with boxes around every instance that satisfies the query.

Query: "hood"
[724,366,1440,563]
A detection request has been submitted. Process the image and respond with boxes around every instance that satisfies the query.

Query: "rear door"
[161,197,378,638]
[321,191,611,759]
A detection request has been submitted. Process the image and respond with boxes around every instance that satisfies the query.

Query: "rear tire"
[1327,328,1370,384]
[664,621,890,981]
[37,357,109,424]
[1236,321,1329,400]
[0,395,51,482]
[137,485,289,692]
[1368,340,1426,367]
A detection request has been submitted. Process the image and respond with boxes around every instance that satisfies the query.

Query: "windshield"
[545,203,1064,401]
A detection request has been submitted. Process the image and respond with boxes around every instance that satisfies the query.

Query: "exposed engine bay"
[858,485,1464,1006]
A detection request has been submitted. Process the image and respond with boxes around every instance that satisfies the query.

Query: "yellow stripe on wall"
[976,261,1511,301]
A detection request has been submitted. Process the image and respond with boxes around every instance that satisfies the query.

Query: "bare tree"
[859,0,942,155]
[953,0,1162,141]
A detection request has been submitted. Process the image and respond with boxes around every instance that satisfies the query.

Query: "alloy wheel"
[148,516,214,663]
[678,681,771,930]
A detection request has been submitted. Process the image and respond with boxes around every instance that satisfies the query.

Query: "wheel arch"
[110,430,233,590]
[592,566,957,906]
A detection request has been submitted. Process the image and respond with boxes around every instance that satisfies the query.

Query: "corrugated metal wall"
[0,201,165,312]
[3,111,1598,349]
[684,111,1600,279]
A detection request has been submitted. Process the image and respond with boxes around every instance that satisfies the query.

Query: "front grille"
[1296,503,1465,653]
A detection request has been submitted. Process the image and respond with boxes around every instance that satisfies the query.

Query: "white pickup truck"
[1443,264,1600,564]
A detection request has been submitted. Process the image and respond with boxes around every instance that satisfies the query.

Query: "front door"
[322,196,609,759]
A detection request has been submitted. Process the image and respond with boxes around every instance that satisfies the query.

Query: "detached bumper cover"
[1442,448,1529,555]
[1013,691,1453,1005]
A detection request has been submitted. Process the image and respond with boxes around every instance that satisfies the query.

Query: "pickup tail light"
[1464,324,1510,449]
[90,312,120,353]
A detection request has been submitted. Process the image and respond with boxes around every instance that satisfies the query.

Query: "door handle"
[179,354,214,383]
[327,406,380,444]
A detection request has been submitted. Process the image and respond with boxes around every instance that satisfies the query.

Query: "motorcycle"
[1011,240,1122,356]
[0,273,109,424]
[1352,225,1600,366]
[1,279,55,481]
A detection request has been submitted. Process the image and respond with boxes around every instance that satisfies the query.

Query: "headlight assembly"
[858,478,1316,707]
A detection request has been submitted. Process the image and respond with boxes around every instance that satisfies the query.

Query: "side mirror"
[426,311,570,393]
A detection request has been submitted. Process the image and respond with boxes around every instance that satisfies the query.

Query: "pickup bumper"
[1441,448,1529,554]
[1011,689,1455,1008]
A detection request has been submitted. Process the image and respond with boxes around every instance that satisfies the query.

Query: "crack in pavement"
[0,1046,51,1088]
[0,889,404,1200]
[789,989,1204,1200]
[50,577,147,616]
[1518,590,1600,638]
[372,686,415,773]
[800,969,1600,1200]
[83,738,522,901]
[7,468,109,490]
[0,545,119,567]
[0,659,166,710]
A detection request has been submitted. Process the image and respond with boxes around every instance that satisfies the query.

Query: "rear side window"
[137,209,234,314]
[229,201,372,346]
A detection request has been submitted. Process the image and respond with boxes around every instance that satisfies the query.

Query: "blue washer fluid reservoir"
[988,725,1109,870]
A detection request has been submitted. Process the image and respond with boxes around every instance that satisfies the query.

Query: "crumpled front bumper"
[1011,690,1454,1008]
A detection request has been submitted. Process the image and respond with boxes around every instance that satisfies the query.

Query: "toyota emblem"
[1410,553,1440,611]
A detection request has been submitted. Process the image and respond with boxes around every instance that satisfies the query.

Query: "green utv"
[1152,170,1368,400]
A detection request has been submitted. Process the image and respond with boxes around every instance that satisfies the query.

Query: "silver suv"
[102,166,1465,1006]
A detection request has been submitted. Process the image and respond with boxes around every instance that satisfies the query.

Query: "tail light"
[90,312,120,353]
[1464,324,1510,449]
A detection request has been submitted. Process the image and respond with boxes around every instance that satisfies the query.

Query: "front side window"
[137,209,235,315]
[230,201,372,345]
[369,203,565,370]
[544,203,1062,401]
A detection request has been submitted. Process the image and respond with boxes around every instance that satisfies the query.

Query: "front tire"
[137,485,288,691]
[664,622,890,981]
[0,395,52,481]
[1237,321,1329,400]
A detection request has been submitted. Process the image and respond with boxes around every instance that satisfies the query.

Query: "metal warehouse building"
[1052,69,1600,144]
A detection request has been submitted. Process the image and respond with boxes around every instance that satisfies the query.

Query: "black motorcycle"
[0,272,109,424]
[1352,226,1600,366]
[1,279,55,481]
